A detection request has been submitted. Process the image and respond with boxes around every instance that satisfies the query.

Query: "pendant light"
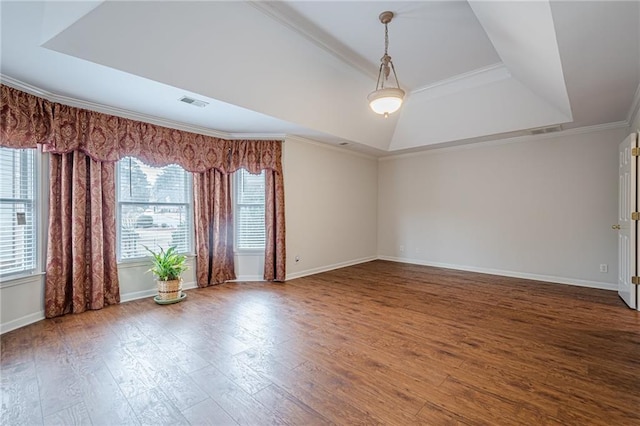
[368,11,405,118]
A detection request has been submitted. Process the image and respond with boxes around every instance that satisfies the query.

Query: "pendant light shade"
[368,87,405,116]
[369,11,404,118]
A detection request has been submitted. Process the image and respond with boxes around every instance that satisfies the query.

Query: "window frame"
[115,158,194,263]
[233,168,266,254]
[0,147,40,281]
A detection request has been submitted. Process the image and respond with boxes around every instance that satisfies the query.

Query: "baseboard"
[377,256,617,291]
[120,280,198,303]
[1,311,45,335]
[231,275,264,282]
[286,256,377,281]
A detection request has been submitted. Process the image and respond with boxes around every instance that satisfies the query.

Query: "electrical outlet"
[399,245,405,253]
[599,264,608,273]
[295,255,300,263]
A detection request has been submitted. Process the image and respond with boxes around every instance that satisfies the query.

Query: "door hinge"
[632,212,640,221]
[632,276,640,285]
[632,147,640,156]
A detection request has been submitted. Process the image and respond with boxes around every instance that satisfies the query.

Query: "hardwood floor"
[2,260,639,425]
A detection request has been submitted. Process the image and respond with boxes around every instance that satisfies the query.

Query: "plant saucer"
[153,292,187,305]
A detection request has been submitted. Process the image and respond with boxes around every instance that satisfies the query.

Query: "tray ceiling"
[1,1,638,155]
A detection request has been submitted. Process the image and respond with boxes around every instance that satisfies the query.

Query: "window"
[116,157,192,260]
[0,148,37,277]
[235,169,266,251]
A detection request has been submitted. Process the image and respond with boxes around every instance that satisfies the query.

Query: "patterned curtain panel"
[45,151,120,318]
[264,169,286,281]
[193,169,236,287]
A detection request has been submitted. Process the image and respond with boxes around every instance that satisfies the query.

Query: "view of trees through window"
[117,157,191,260]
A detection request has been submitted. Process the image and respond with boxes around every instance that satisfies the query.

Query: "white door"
[617,132,638,309]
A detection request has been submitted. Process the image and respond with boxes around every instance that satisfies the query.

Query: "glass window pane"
[118,158,188,204]
[237,170,265,205]
[116,157,192,260]
[117,157,151,203]
[119,204,190,260]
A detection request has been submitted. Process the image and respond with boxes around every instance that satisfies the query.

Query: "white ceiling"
[1,1,639,156]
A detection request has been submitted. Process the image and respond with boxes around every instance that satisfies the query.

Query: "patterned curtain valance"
[0,84,282,174]
[1,84,54,148]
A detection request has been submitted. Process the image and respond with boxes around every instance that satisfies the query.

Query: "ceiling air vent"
[179,96,208,108]
[530,125,562,135]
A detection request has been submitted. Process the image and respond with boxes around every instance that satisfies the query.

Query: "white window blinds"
[0,148,37,277]
[235,169,266,250]
[116,157,192,260]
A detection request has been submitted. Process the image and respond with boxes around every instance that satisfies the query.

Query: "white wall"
[284,136,378,279]
[0,275,45,333]
[378,125,629,289]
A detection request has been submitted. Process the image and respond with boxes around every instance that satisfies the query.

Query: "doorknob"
[612,224,621,230]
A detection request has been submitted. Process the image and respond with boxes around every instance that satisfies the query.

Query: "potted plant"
[145,245,188,304]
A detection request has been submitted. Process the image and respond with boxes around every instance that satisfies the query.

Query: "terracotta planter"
[156,278,183,301]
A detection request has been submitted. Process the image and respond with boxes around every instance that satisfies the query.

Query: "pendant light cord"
[384,22,389,56]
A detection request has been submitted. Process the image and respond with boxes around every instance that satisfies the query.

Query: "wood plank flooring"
[2,260,639,425]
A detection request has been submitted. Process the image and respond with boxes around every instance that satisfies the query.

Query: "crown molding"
[229,132,287,140]
[410,62,510,100]
[0,74,285,141]
[1,75,52,100]
[248,1,375,82]
[379,120,629,161]
[285,134,378,161]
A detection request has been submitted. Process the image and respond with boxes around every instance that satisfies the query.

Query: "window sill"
[234,251,265,256]
[0,272,45,289]
[117,253,196,268]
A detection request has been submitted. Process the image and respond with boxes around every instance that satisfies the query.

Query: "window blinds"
[0,148,36,277]
[235,169,266,250]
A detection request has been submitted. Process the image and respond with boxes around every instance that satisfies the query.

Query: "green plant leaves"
[143,245,187,281]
